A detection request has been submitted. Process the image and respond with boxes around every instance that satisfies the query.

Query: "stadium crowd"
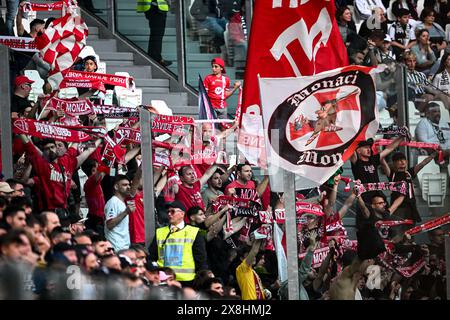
[0,0,449,300]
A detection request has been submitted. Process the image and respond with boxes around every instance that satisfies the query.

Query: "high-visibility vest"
[136,0,169,13]
[156,225,199,282]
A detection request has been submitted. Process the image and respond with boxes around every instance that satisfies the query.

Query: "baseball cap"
[69,215,88,225]
[14,75,35,87]
[384,35,392,42]
[0,182,14,193]
[357,139,374,148]
[165,200,186,212]
[159,271,170,282]
[211,57,226,73]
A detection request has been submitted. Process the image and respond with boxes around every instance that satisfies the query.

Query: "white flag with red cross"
[259,65,380,188]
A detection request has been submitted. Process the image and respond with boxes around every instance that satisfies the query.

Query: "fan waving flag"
[198,74,217,121]
[34,5,88,91]
[238,0,348,168]
[259,65,380,187]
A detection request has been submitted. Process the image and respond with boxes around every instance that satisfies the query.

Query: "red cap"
[14,75,35,87]
[211,57,226,74]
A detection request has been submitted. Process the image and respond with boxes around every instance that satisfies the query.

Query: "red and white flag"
[34,7,88,90]
[259,65,380,187]
[239,0,348,168]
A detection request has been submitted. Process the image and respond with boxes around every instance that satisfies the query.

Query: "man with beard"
[18,135,101,224]
[355,193,393,260]
[202,170,224,210]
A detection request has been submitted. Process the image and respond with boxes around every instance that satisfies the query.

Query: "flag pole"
[283,169,300,300]
[140,107,156,248]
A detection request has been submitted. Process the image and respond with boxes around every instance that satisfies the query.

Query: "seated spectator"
[405,51,444,112]
[415,102,450,151]
[358,7,388,39]
[392,0,419,21]
[423,0,450,28]
[388,8,416,59]
[0,182,14,202]
[336,6,357,45]
[431,51,450,106]
[227,2,248,64]
[355,0,386,20]
[410,28,439,75]
[414,8,447,58]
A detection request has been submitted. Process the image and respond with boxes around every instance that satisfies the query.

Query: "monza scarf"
[374,139,444,163]
[12,118,91,142]
[354,181,408,197]
[405,213,450,236]
[46,97,93,116]
[0,36,37,52]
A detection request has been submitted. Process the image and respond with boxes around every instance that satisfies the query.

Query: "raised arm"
[324,175,340,216]
[356,195,371,219]
[256,175,269,197]
[338,192,357,220]
[199,164,218,187]
[380,136,403,160]
[245,238,263,266]
[76,138,102,168]
[130,164,143,197]
[414,152,436,176]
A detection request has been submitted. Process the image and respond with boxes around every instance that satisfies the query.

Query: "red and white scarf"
[12,118,91,142]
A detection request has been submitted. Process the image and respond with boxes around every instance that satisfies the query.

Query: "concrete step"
[98,52,134,61]
[141,87,170,94]
[142,92,188,107]
[170,106,199,117]
[106,65,152,78]
[119,27,177,37]
[134,78,170,87]
[87,39,117,52]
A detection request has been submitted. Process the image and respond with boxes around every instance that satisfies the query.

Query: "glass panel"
[182,0,247,116]
[114,0,177,73]
[81,0,109,24]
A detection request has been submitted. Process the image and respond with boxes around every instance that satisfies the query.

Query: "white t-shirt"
[104,195,130,251]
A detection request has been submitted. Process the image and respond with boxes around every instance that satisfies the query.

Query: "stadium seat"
[408,101,422,138]
[417,155,447,207]
[24,70,44,103]
[151,100,173,115]
[378,108,394,127]
[113,72,141,107]
[58,87,79,99]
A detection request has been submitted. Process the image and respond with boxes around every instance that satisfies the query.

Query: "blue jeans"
[201,16,227,41]
[6,0,20,35]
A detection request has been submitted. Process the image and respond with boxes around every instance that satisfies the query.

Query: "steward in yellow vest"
[148,201,208,284]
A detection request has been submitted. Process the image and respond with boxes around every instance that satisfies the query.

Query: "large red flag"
[238,0,348,167]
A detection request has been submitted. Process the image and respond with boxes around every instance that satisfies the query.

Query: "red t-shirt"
[203,74,230,109]
[129,191,145,244]
[24,141,78,210]
[83,174,105,219]
[175,180,205,216]
[225,180,258,201]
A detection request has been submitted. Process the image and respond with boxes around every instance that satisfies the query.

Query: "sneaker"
[160,59,173,67]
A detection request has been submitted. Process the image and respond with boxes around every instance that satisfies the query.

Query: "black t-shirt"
[356,207,388,260]
[351,153,381,184]
[11,94,33,115]
[389,167,421,222]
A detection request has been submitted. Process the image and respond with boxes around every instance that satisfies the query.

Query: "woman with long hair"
[410,29,438,74]
[335,6,357,45]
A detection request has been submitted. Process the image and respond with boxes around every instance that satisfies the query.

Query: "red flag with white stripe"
[238,0,348,167]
